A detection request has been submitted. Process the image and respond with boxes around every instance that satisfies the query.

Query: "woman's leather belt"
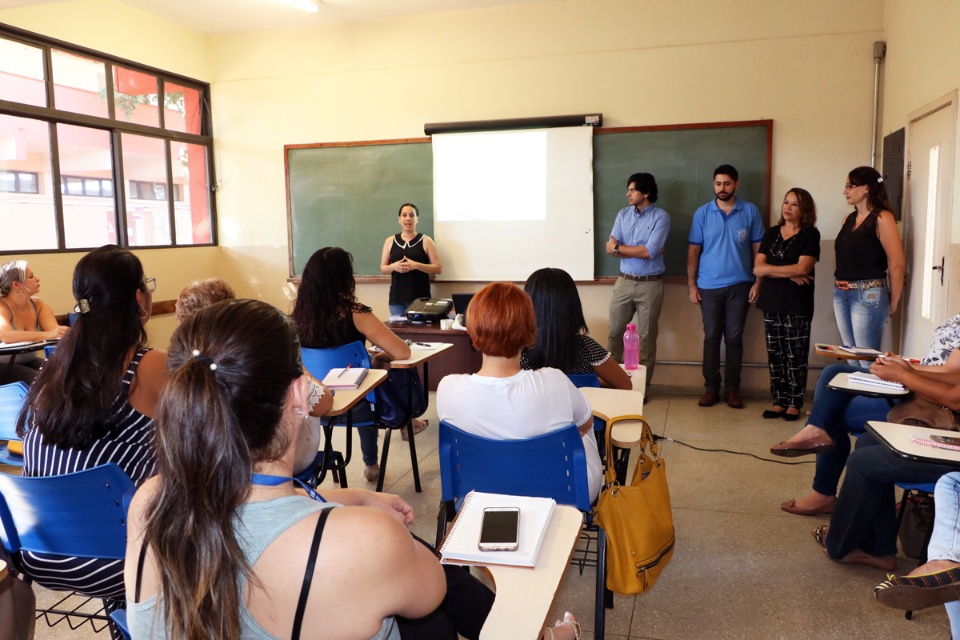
[835,279,886,290]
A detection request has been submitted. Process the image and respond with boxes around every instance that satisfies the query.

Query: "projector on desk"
[405,298,454,323]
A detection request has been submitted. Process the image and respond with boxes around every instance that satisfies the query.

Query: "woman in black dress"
[753,188,821,421]
[379,203,442,317]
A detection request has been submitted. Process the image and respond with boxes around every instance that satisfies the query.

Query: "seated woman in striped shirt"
[16,244,168,640]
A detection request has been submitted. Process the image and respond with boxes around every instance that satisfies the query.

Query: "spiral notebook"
[912,437,960,453]
[439,491,556,568]
[847,372,905,391]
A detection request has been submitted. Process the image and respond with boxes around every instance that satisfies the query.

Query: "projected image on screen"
[432,125,594,281]
[434,130,547,222]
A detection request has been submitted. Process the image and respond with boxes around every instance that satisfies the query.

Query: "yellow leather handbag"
[592,414,675,595]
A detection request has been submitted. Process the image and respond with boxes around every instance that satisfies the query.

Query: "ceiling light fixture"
[278,0,320,13]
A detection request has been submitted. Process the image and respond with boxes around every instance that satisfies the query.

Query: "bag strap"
[602,413,655,486]
[292,507,333,640]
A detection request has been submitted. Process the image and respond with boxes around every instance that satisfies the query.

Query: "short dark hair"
[714,164,739,181]
[627,173,658,203]
[398,203,419,217]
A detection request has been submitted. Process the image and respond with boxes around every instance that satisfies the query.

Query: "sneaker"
[401,419,429,442]
[363,464,380,483]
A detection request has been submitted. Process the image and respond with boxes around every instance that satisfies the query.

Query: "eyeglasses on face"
[144,277,157,293]
[844,183,865,189]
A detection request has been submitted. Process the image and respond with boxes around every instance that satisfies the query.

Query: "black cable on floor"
[652,434,815,465]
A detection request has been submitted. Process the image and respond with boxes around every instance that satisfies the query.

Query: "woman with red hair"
[437,282,602,501]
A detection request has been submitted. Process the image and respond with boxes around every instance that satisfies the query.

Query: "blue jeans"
[832,286,889,369]
[699,282,752,393]
[825,432,948,560]
[928,473,960,637]
[807,364,893,496]
[389,303,408,317]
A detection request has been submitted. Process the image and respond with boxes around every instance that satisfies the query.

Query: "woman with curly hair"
[292,247,412,483]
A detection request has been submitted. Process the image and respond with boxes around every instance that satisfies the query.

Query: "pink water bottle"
[623,323,640,370]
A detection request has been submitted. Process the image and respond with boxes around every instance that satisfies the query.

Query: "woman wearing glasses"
[753,188,820,421]
[0,260,69,382]
[15,245,167,639]
[832,166,904,366]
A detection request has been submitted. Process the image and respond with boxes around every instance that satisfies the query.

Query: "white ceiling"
[0,0,548,35]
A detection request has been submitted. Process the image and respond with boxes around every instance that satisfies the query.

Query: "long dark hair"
[848,166,892,214]
[17,245,148,445]
[145,299,303,640]
[522,268,589,372]
[777,187,818,230]
[291,247,371,348]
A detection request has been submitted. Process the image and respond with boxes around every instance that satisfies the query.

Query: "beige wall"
[6,0,940,391]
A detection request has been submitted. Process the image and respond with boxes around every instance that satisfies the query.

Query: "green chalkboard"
[286,121,770,278]
[594,123,771,278]
[287,140,433,276]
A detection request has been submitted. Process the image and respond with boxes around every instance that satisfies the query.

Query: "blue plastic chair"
[0,463,135,632]
[0,382,28,467]
[436,421,609,639]
[301,341,421,493]
[566,373,607,453]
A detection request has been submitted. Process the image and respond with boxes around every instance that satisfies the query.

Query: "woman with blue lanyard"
[123,299,499,640]
[380,203,442,317]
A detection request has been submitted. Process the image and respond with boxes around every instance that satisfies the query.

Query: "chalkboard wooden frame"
[284,119,772,284]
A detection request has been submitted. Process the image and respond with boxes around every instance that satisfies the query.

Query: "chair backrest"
[567,373,600,389]
[0,463,135,559]
[438,421,592,513]
[301,341,375,403]
[0,382,29,441]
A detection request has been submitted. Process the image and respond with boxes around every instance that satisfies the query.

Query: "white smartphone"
[478,507,520,552]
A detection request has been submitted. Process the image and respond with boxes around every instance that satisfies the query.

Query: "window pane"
[83,178,100,196]
[113,66,159,127]
[164,82,202,134]
[171,142,211,244]
[19,172,38,194]
[122,133,170,246]
[52,49,108,118]
[0,114,56,250]
[0,173,14,193]
[58,124,116,248]
[0,37,46,107]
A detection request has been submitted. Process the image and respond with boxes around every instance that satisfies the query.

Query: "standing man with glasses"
[687,164,764,409]
[606,172,671,389]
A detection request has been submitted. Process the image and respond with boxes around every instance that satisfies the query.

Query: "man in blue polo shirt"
[606,172,671,388]
[687,164,764,409]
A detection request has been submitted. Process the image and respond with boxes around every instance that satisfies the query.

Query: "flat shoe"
[812,525,828,548]
[782,411,801,422]
[875,567,960,610]
[781,496,836,515]
[762,407,786,419]
[770,434,835,457]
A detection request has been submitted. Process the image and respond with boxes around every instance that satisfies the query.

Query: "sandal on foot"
[401,419,428,441]
[544,612,581,640]
[874,566,960,610]
[812,525,828,548]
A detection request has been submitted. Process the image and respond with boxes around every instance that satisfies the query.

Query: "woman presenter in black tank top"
[832,166,904,366]
[379,203,442,317]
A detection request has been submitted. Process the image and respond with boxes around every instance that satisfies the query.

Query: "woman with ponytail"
[16,244,167,637]
[124,299,496,640]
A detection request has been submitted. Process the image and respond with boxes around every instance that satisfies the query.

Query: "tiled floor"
[9,391,953,639]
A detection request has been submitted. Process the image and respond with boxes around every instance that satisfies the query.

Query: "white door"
[902,99,956,357]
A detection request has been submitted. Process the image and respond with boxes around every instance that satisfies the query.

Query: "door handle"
[933,257,945,286]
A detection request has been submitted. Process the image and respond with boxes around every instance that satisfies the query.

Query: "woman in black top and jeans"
[754,188,821,420]
[380,203,442,317]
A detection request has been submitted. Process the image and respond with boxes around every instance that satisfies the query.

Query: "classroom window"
[0,114,58,252]
[0,36,46,107]
[0,26,215,254]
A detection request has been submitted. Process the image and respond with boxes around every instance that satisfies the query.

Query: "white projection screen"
[432,126,594,281]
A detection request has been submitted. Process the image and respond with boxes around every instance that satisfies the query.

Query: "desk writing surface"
[480,505,582,640]
[867,421,960,467]
[579,386,647,448]
[827,372,910,397]
[390,342,454,368]
[309,369,387,418]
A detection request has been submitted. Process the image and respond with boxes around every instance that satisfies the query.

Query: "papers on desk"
[388,314,408,323]
[321,367,368,390]
[439,491,555,568]
[0,340,49,352]
[847,372,905,391]
[837,345,883,357]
